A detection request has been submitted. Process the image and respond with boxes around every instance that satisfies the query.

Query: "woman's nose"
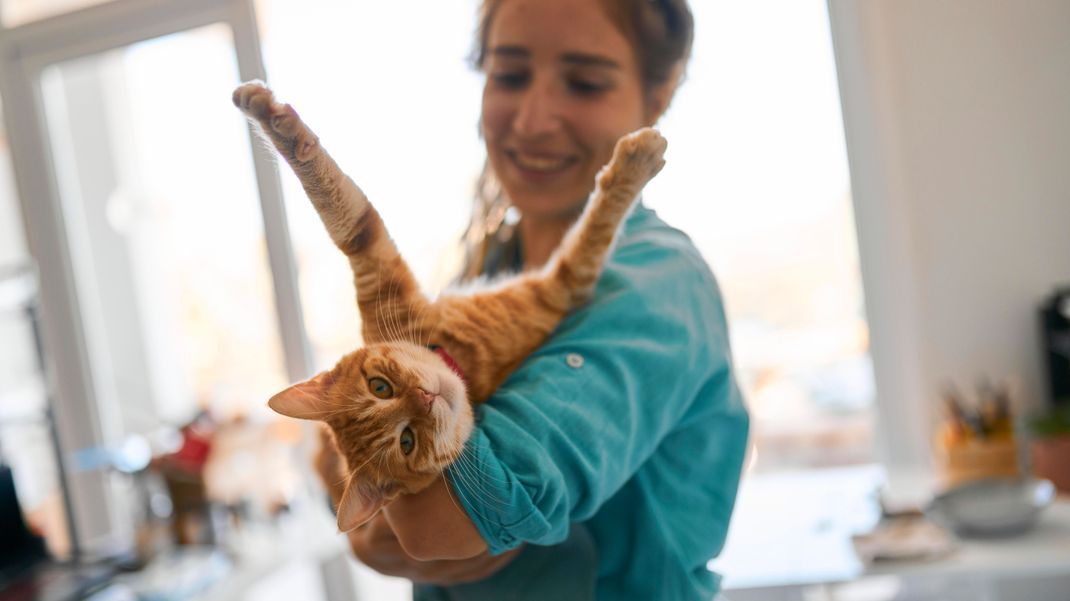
[513,81,561,136]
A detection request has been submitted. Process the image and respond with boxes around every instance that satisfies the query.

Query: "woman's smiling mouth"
[507,149,577,177]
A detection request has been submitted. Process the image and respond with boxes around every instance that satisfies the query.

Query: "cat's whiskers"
[439,472,467,520]
[446,455,512,517]
[348,442,388,482]
[450,447,511,488]
[379,272,398,343]
[389,273,407,343]
[446,444,511,508]
[412,304,428,348]
[377,446,393,483]
[379,272,399,343]
[404,294,418,346]
[432,405,449,461]
[373,267,390,344]
[409,296,435,349]
[457,473,512,515]
[451,450,509,492]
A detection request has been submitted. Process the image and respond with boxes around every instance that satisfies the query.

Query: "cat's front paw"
[232,81,319,163]
[232,80,277,121]
[597,128,668,191]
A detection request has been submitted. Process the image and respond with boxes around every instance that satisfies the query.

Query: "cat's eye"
[368,377,394,399]
[399,427,415,455]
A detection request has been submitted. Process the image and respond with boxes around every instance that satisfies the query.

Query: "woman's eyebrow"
[561,52,620,69]
[487,46,619,70]
[488,45,529,59]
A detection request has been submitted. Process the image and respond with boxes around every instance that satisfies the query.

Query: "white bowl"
[927,478,1056,537]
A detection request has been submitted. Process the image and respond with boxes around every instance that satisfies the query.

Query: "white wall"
[831,0,1070,476]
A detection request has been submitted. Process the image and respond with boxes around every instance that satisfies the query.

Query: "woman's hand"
[313,424,347,507]
[313,425,518,584]
[346,513,522,585]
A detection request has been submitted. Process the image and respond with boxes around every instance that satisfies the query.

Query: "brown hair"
[473,0,694,93]
[460,0,694,280]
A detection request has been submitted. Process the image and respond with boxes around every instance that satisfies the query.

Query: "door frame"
[0,0,311,553]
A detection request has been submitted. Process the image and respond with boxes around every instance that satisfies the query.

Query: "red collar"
[430,345,466,384]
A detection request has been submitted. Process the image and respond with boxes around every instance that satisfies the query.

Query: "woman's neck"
[518,213,579,270]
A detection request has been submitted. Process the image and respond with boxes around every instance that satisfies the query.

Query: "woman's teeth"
[514,153,569,172]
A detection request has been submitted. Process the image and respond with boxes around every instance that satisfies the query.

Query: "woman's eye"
[399,427,415,455]
[491,71,529,89]
[568,79,608,95]
[368,377,394,399]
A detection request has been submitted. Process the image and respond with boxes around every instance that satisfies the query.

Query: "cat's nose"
[416,388,436,413]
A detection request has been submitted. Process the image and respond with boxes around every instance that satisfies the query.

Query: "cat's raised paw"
[232,81,276,120]
[232,81,320,163]
[598,128,668,191]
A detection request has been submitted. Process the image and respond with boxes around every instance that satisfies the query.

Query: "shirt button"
[566,353,584,369]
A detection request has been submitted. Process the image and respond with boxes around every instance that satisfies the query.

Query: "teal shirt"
[415,206,749,600]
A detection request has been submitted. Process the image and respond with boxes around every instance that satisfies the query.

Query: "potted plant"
[1030,405,1070,493]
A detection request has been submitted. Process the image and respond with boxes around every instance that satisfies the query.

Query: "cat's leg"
[233,82,429,344]
[433,129,667,402]
[540,127,667,308]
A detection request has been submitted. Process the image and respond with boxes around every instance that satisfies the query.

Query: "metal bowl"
[926,477,1056,537]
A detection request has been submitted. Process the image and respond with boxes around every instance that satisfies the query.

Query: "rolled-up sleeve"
[447,233,735,555]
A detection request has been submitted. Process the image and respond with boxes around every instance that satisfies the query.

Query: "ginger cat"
[232,81,666,532]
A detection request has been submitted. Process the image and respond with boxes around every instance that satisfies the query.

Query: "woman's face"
[481,0,650,221]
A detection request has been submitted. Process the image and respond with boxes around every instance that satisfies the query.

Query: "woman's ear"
[267,370,335,420]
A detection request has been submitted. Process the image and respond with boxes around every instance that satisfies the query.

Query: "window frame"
[827,0,934,482]
[0,0,312,553]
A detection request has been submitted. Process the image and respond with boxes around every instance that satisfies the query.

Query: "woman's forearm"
[345,513,520,585]
[383,477,488,561]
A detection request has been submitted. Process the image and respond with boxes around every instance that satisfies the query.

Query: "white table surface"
[713,465,1070,596]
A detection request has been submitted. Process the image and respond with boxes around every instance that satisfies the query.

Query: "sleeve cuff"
[447,426,552,555]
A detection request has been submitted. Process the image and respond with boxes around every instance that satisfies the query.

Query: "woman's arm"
[345,512,519,584]
[381,478,486,560]
[315,425,515,577]
[385,225,747,556]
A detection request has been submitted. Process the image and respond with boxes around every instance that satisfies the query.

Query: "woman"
[319,0,749,598]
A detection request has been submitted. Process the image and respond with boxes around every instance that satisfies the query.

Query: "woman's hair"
[474,0,694,97]
[459,0,694,280]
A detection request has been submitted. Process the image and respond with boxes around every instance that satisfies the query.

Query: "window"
[253,0,484,370]
[649,0,874,473]
[256,0,875,472]
[39,25,289,429]
[0,0,309,556]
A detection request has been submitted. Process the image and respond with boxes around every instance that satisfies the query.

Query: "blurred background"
[0,0,1068,600]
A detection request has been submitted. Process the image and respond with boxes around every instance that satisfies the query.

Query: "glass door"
[40,24,288,434]
[0,0,308,555]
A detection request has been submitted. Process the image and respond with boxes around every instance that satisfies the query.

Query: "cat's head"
[268,340,471,531]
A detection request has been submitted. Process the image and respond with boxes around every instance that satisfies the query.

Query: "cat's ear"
[267,370,334,421]
[336,480,394,532]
